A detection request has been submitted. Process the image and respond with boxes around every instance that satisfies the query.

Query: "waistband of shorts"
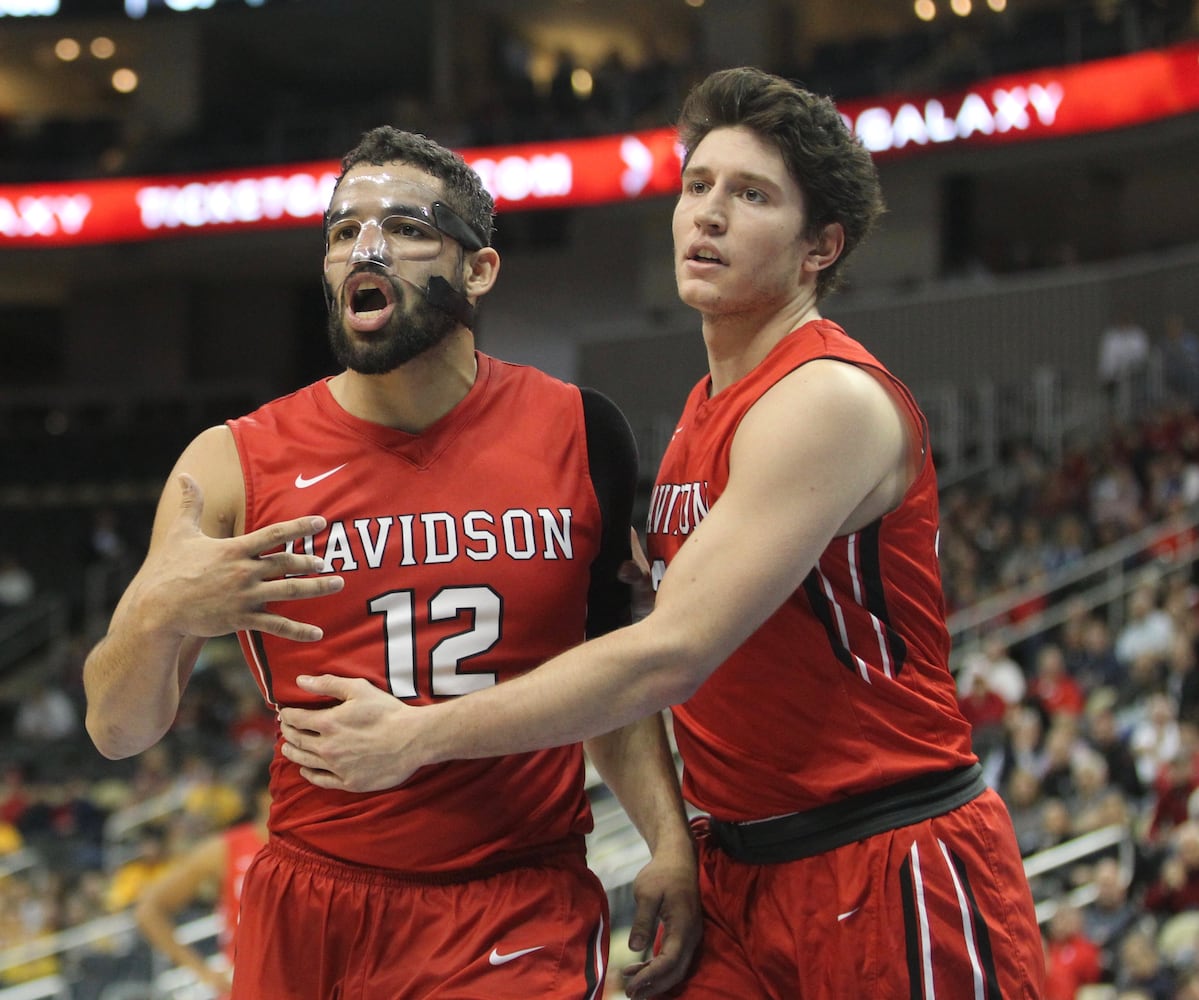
[708,763,986,865]
[265,832,587,887]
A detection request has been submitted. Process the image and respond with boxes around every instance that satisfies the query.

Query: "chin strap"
[424,276,477,329]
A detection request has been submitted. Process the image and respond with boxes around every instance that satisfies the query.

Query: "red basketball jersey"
[648,320,976,822]
[219,821,265,963]
[228,355,603,872]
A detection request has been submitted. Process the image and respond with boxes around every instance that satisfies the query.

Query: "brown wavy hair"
[677,67,884,299]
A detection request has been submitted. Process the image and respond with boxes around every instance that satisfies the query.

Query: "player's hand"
[145,473,342,642]
[618,528,656,623]
[279,675,428,791]
[197,965,233,996]
[620,838,702,998]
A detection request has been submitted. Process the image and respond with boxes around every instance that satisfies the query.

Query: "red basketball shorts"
[666,789,1045,999]
[231,835,610,999]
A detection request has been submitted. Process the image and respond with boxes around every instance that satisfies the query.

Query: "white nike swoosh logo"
[488,945,545,966]
[294,464,347,489]
[837,908,860,922]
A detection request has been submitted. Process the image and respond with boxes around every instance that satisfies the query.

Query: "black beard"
[325,274,460,375]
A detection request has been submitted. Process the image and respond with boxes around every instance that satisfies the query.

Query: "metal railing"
[0,595,70,684]
[947,503,1199,667]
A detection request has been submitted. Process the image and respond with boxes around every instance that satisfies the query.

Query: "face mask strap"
[431,201,487,251]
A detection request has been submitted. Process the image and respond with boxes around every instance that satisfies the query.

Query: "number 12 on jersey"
[369,586,501,699]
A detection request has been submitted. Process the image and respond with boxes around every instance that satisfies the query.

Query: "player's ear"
[464,246,500,298]
[802,222,845,276]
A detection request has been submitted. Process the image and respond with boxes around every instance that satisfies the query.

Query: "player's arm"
[586,719,699,999]
[281,360,912,783]
[134,834,233,993]
[576,388,700,998]
[83,425,341,760]
[432,359,912,745]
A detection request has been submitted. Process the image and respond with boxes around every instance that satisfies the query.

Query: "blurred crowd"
[942,395,1199,998]
[0,636,274,995]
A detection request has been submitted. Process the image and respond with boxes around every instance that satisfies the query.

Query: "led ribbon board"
[2,40,1197,248]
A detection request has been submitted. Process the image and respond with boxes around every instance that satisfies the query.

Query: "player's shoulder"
[179,423,239,471]
[166,424,245,536]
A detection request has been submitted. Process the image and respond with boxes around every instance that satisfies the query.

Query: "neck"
[702,297,822,395]
[329,330,478,433]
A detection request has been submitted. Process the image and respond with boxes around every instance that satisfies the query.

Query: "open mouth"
[353,285,389,313]
[343,272,398,329]
[686,244,725,266]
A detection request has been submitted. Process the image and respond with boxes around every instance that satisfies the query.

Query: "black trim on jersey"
[583,917,602,998]
[580,387,638,639]
[899,855,925,1000]
[800,522,908,677]
[857,522,908,673]
[249,630,277,705]
[945,846,1002,999]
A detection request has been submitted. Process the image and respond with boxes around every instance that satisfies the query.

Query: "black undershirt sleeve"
[579,387,639,639]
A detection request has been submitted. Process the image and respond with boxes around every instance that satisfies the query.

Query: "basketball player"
[135,760,271,998]
[278,71,1047,998]
[83,126,700,1000]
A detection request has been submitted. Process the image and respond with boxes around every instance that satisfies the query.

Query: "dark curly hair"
[325,126,494,248]
[677,67,884,299]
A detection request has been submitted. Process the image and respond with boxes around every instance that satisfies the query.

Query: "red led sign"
[2,40,1196,248]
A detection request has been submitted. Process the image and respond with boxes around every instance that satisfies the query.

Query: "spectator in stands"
[45,775,108,874]
[1082,857,1144,981]
[1144,820,1199,915]
[1067,747,1119,834]
[1044,901,1103,1000]
[1045,512,1090,575]
[1025,799,1078,901]
[958,632,1028,707]
[1114,651,1170,727]
[1145,737,1199,844]
[1004,766,1048,855]
[1039,718,1084,801]
[1097,307,1150,414]
[957,669,1009,761]
[0,872,61,986]
[105,823,172,913]
[1162,311,1199,406]
[13,678,80,744]
[1085,700,1147,802]
[135,762,270,999]
[81,506,137,617]
[1115,926,1178,999]
[1000,515,1053,588]
[0,553,35,608]
[175,753,245,841]
[997,702,1046,792]
[0,815,22,856]
[991,439,1049,521]
[1030,642,1087,720]
[1165,632,1199,726]
[226,685,277,752]
[1130,692,1183,791]
[1089,458,1145,537]
[124,743,176,807]
[0,763,32,828]
[1066,612,1125,694]
[1116,582,1178,670]
[84,507,130,568]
